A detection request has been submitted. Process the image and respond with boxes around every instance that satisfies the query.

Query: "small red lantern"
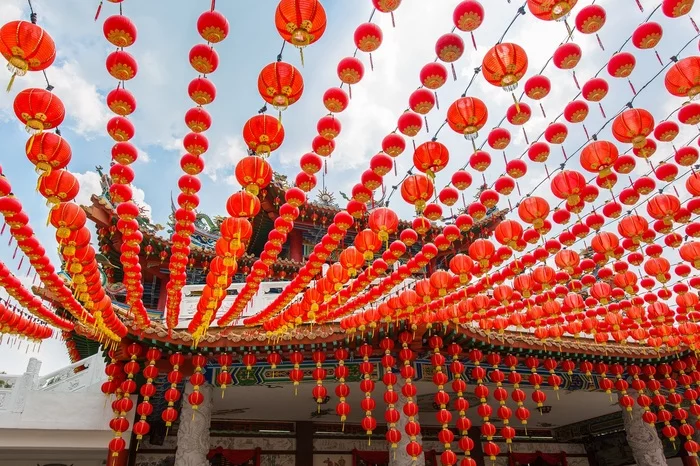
[13,88,65,133]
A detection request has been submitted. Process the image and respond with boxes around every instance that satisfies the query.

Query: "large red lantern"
[243,114,284,155]
[368,207,399,243]
[25,132,71,175]
[103,15,137,48]
[612,108,654,148]
[446,96,488,141]
[527,0,577,21]
[665,56,700,100]
[412,141,449,178]
[482,43,528,111]
[235,156,273,195]
[401,174,434,214]
[518,196,550,229]
[275,0,327,63]
[38,170,79,205]
[13,88,65,134]
[580,140,618,176]
[257,62,304,110]
[0,21,56,90]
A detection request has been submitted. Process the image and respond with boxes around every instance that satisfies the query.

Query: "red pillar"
[289,229,303,263]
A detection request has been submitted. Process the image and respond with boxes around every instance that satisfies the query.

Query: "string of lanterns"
[165,4,230,332]
[100,0,149,326]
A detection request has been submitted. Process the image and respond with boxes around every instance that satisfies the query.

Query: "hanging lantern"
[107,87,136,116]
[397,111,422,137]
[446,96,488,143]
[665,56,700,99]
[354,22,382,54]
[612,108,654,148]
[274,0,327,64]
[243,114,285,155]
[401,174,434,215]
[25,132,71,176]
[575,5,606,49]
[13,88,65,134]
[323,87,349,113]
[582,77,609,116]
[408,88,435,114]
[420,62,448,90]
[632,22,664,65]
[553,43,581,70]
[197,10,229,43]
[235,156,273,195]
[257,62,304,111]
[337,57,364,97]
[412,141,449,178]
[106,50,138,80]
[662,0,695,18]
[527,0,577,22]
[453,0,484,49]
[188,77,216,106]
[0,21,56,91]
[436,33,465,80]
[482,42,528,110]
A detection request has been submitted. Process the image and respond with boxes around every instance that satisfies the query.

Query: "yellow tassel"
[299,47,305,67]
[6,73,16,93]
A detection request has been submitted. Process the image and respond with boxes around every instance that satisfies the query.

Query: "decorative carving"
[174,383,213,466]
[621,390,668,466]
[260,454,294,466]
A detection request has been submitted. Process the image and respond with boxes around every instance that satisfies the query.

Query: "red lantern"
[413,141,449,177]
[527,0,577,21]
[106,50,138,80]
[482,42,528,97]
[665,56,700,99]
[258,62,304,110]
[354,23,382,53]
[553,43,581,70]
[0,21,56,89]
[420,62,448,89]
[612,108,654,148]
[446,96,488,140]
[197,10,229,43]
[235,156,273,195]
[323,87,349,113]
[243,114,284,155]
[397,111,422,137]
[13,88,65,133]
[274,0,327,52]
[453,0,484,48]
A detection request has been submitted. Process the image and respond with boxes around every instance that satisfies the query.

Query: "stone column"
[621,390,668,466]
[390,378,425,466]
[175,382,213,466]
[10,357,41,413]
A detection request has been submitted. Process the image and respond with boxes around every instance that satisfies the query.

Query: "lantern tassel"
[628,79,637,95]
[434,91,439,110]
[369,53,374,71]
[451,63,457,81]
[391,11,395,27]
[539,102,546,118]
[692,17,700,34]
[655,50,663,66]
[394,160,397,176]
[349,84,352,99]
[470,31,477,50]
[299,47,304,67]
[6,73,17,93]
[17,256,23,272]
[599,103,606,118]
[512,92,520,113]
[596,34,604,51]
[94,1,103,21]
[424,116,429,133]
[634,0,644,11]
[210,0,216,11]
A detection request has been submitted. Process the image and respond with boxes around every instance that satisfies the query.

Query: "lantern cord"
[496,3,527,45]
[276,40,286,62]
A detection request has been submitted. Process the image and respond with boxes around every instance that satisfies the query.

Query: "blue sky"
[0,0,698,373]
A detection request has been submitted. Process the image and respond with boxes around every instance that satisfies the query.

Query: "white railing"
[0,354,105,413]
[177,281,291,328]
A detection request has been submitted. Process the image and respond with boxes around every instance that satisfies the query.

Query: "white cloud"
[206,136,248,183]
[73,170,152,220]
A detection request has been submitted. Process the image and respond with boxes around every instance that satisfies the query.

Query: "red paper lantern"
[0,21,56,89]
[665,56,700,99]
[13,88,65,133]
[258,62,304,110]
[197,10,229,43]
[275,0,327,49]
[446,96,488,140]
[482,42,528,91]
[243,114,284,155]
